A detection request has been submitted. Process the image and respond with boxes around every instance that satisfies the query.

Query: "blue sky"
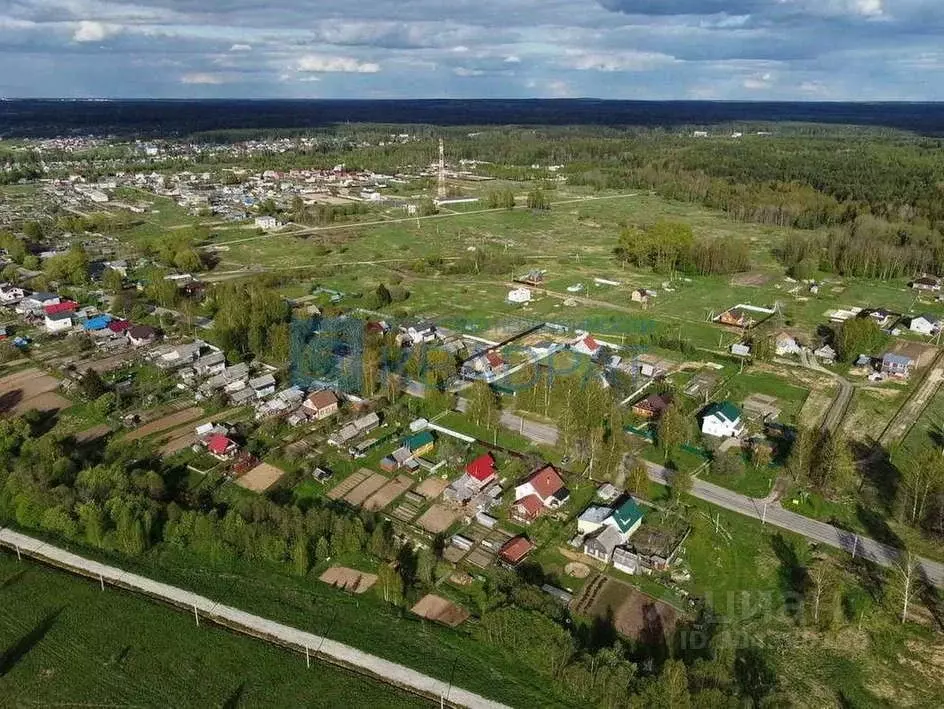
[1,1,942,99]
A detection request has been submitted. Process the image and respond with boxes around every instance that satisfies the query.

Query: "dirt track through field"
[879,350,944,447]
[122,407,204,441]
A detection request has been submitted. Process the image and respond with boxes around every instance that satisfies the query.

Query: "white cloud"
[742,72,773,90]
[567,50,675,72]
[453,67,485,77]
[180,72,228,85]
[504,55,521,63]
[73,20,121,43]
[295,54,381,73]
[229,43,252,52]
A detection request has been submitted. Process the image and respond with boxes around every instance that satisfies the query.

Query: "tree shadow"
[221,682,246,709]
[579,608,618,654]
[0,609,61,677]
[639,602,669,667]
[734,646,778,706]
[770,534,809,616]
[844,557,886,602]
[0,390,23,414]
[855,504,903,550]
[918,568,944,632]
[852,439,899,516]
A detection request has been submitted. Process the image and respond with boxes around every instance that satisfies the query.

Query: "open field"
[0,554,429,708]
[122,406,204,441]
[236,462,286,492]
[0,368,71,415]
[414,476,449,499]
[319,566,378,594]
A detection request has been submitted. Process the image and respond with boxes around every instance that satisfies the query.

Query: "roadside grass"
[0,553,432,708]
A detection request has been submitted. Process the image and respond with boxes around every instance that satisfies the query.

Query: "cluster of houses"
[1,283,158,349]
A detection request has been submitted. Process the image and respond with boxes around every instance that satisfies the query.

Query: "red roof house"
[512,464,570,522]
[511,494,544,524]
[498,536,535,566]
[205,434,238,459]
[43,300,77,316]
[465,453,497,486]
[573,335,601,356]
[107,319,131,334]
[485,351,504,369]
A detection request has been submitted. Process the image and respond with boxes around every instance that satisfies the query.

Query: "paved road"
[0,527,508,709]
[454,398,559,446]
[641,459,944,586]
[487,404,944,586]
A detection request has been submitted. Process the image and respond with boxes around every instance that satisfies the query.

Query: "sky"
[0,0,942,100]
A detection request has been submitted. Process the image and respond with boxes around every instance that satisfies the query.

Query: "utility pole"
[438,138,447,200]
[193,604,199,627]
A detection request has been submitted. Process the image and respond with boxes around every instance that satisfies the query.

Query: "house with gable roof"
[701,401,745,438]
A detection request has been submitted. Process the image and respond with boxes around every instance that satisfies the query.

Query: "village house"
[0,284,26,304]
[730,342,751,357]
[498,536,535,567]
[774,332,802,356]
[511,464,570,524]
[17,292,59,314]
[909,314,940,336]
[701,401,746,438]
[204,433,238,460]
[445,453,498,504]
[631,392,673,420]
[127,324,157,347]
[249,374,277,399]
[813,344,837,364]
[716,307,755,328]
[631,288,654,304]
[882,352,915,378]
[254,215,281,230]
[572,334,602,357]
[406,430,435,458]
[44,311,73,333]
[303,389,340,419]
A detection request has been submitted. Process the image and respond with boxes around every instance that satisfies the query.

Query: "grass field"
[0,553,431,708]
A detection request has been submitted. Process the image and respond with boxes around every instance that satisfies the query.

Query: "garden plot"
[410,594,470,628]
[416,505,461,534]
[363,475,413,512]
[574,577,680,642]
[327,468,370,500]
[0,368,71,415]
[344,473,389,507]
[319,566,378,594]
[390,500,421,522]
[414,476,449,499]
[235,462,286,492]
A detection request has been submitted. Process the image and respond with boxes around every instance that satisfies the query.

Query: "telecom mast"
[437,137,446,199]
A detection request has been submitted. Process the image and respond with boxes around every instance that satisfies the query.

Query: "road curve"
[0,527,508,709]
[483,404,944,586]
[641,460,944,587]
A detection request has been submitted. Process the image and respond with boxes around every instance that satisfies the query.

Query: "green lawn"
[0,553,431,708]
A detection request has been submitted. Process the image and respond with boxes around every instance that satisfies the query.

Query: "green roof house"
[701,401,745,439]
[604,497,644,540]
[406,430,435,456]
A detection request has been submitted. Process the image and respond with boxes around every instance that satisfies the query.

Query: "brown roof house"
[631,392,673,419]
[511,464,569,524]
[303,390,340,420]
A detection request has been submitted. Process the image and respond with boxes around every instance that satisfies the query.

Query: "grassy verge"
[0,553,431,707]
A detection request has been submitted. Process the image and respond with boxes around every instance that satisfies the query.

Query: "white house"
[730,343,751,357]
[0,284,26,304]
[254,215,281,230]
[507,287,532,304]
[44,312,73,333]
[17,292,59,314]
[774,332,802,356]
[701,402,745,438]
[572,335,602,357]
[249,374,277,399]
[910,314,940,336]
[399,321,437,345]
